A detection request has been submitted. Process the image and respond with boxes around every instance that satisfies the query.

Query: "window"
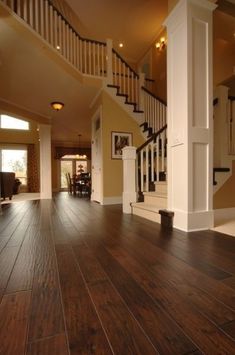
[0,114,29,130]
[0,148,27,185]
[60,156,88,189]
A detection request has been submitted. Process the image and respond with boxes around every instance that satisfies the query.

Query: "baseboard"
[214,207,235,223]
[101,196,122,205]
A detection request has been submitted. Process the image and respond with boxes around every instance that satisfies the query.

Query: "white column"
[122,146,137,213]
[213,85,229,167]
[106,38,113,84]
[164,0,217,231]
[39,124,52,199]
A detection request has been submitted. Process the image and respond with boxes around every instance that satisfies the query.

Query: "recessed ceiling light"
[119,43,124,48]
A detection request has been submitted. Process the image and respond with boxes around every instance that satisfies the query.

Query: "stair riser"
[132,207,161,223]
[144,195,167,207]
[154,183,167,194]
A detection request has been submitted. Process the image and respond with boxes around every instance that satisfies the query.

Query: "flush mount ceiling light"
[50,101,64,111]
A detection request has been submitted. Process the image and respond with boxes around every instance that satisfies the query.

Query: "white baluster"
[84,41,87,74]
[145,146,149,192]
[105,39,113,84]
[156,136,159,182]
[35,0,39,32]
[97,44,100,76]
[88,42,91,75]
[54,10,57,49]
[49,5,53,45]
[140,150,144,192]
[45,1,49,41]
[23,0,28,22]
[40,0,44,38]
[101,44,104,76]
[151,143,154,182]
[123,63,126,96]
[29,0,33,27]
[161,132,165,172]
[79,39,82,72]
[93,43,96,75]
[16,0,22,17]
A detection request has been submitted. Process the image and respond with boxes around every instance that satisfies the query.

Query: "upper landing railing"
[1,0,167,134]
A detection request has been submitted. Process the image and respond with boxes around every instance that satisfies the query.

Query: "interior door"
[91,117,102,203]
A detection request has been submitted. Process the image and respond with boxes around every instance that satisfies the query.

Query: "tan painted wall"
[101,91,144,198]
[214,161,235,209]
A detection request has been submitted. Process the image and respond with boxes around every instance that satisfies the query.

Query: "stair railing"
[112,49,139,108]
[1,0,166,133]
[1,0,107,77]
[141,87,167,134]
[228,96,235,155]
[136,125,167,194]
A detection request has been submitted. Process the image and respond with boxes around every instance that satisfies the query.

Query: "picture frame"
[111,131,133,159]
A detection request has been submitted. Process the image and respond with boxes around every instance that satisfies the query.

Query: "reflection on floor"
[1,193,40,205]
[212,218,235,237]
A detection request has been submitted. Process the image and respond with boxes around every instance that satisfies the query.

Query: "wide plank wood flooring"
[0,193,234,354]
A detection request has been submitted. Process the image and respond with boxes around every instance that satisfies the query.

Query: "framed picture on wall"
[111,131,132,159]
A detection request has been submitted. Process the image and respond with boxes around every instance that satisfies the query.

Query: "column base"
[173,210,214,232]
[123,192,137,214]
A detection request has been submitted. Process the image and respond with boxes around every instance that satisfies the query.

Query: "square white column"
[122,146,137,213]
[164,0,217,231]
[39,124,52,199]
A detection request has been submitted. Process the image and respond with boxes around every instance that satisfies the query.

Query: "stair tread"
[132,202,165,212]
[154,181,167,185]
[143,191,167,198]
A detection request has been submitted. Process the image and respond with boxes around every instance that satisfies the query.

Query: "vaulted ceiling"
[0,0,234,146]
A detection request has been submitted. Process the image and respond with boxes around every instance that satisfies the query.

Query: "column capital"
[122,146,137,160]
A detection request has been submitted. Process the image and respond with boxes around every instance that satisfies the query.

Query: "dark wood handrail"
[137,125,167,153]
[229,96,235,101]
[141,87,167,106]
[47,0,106,46]
[112,48,139,79]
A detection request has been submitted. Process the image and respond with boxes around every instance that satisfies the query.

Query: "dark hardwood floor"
[0,193,235,354]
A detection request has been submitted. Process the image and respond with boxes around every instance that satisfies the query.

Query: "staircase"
[0,0,168,223]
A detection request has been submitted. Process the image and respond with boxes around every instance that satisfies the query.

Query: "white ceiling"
[66,0,168,62]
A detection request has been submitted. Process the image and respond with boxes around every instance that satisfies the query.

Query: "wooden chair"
[66,173,75,194]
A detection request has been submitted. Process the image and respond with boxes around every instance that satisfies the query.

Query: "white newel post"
[122,146,137,214]
[138,72,145,112]
[164,0,216,231]
[106,38,113,85]
[213,85,229,166]
[39,124,52,199]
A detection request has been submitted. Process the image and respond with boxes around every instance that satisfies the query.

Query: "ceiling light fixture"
[56,45,61,50]
[119,42,124,48]
[155,37,166,51]
[50,101,64,111]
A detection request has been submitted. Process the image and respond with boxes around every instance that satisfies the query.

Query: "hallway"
[0,194,234,354]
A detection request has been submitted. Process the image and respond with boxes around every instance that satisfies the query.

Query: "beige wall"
[101,92,144,198]
[214,161,235,209]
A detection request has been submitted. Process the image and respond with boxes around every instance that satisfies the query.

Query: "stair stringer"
[103,85,144,129]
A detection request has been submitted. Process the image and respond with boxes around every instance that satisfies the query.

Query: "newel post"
[138,72,145,111]
[122,146,137,214]
[106,38,113,84]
